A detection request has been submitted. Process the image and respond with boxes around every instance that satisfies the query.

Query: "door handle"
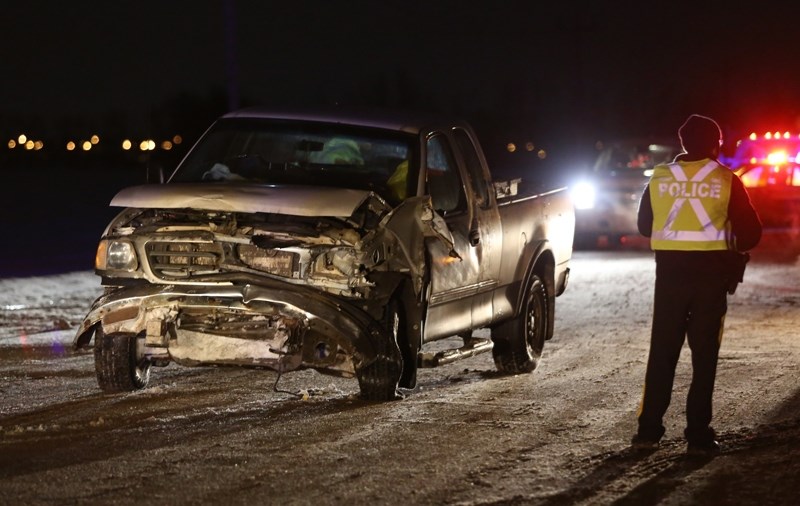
[468,229,480,247]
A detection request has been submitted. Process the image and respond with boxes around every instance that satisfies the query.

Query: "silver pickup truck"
[74,108,574,400]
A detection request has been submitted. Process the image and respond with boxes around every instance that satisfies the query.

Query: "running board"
[418,338,494,368]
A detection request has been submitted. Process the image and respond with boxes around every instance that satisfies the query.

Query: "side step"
[418,337,494,368]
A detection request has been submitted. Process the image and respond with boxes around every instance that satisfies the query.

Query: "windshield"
[594,142,679,176]
[170,118,418,204]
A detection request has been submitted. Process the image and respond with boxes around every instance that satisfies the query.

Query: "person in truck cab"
[633,114,762,455]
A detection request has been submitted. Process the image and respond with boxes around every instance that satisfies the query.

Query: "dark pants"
[637,269,728,443]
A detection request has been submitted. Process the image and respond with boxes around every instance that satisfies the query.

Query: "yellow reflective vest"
[648,159,733,251]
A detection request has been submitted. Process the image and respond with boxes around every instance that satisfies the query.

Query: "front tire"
[356,298,403,401]
[491,273,548,374]
[94,328,151,392]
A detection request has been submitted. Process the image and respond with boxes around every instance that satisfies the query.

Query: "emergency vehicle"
[722,131,800,236]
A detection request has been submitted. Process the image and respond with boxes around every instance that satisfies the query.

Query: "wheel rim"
[389,307,400,343]
[524,280,545,357]
[132,336,151,385]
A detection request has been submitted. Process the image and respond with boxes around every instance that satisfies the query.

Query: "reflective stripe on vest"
[649,160,732,251]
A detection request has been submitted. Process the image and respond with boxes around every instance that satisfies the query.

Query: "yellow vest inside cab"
[648,159,732,251]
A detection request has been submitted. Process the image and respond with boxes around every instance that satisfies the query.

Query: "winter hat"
[678,114,722,154]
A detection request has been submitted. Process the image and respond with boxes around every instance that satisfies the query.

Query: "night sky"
[5,0,800,148]
[2,0,800,276]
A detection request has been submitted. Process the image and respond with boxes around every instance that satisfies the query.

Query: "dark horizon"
[4,1,800,279]
[4,2,800,150]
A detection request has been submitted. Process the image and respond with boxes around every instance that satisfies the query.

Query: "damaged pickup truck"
[74,108,575,400]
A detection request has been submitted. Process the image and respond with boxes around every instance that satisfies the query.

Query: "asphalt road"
[1,249,799,505]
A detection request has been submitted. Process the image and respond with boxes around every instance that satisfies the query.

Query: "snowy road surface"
[1,250,798,505]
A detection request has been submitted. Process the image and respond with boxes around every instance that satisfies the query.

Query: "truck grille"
[145,241,223,279]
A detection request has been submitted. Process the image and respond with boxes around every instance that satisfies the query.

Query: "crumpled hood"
[111,183,389,217]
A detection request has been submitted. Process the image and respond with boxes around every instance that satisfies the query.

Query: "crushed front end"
[74,184,451,399]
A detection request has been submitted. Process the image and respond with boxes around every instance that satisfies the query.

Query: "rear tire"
[94,328,151,392]
[491,273,547,374]
[357,298,403,401]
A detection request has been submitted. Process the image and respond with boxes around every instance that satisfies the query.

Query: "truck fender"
[516,241,557,341]
[377,196,457,297]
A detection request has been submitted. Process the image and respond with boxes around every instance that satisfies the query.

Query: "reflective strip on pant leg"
[637,381,647,418]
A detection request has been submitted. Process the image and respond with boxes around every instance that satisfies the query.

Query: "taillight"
[740,165,800,187]
[740,168,762,187]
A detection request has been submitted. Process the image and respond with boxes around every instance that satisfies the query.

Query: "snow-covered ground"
[1,250,799,505]
[0,271,102,344]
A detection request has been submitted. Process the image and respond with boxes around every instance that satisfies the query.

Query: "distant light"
[765,132,772,139]
[537,149,547,159]
[161,140,173,150]
[122,139,132,150]
[506,142,516,153]
[784,132,791,139]
[750,157,757,164]
[7,139,16,149]
[66,141,76,151]
[749,133,757,141]
[774,131,781,139]
[82,141,92,151]
[90,135,100,145]
[139,139,156,151]
[525,142,535,152]
[34,140,44,150]
[173,134,182,144]
[18,134,27,144]
[25,140,34,150]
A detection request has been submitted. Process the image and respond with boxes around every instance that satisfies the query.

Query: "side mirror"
[146,164,165,184]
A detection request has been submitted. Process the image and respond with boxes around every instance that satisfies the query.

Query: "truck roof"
[221,106,471,136]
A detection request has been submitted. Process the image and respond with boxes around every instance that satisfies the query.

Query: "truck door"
[423,132,481,341]
[451,127,501,330]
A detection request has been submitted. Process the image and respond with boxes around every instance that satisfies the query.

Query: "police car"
[722,131,800,236]
[570,139,679,248]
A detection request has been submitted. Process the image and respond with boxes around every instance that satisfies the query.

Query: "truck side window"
[426,134,466,214]
[452,128,490,207]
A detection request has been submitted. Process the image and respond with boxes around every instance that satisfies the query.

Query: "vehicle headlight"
[96,239,138,271]
[570,181,596,210]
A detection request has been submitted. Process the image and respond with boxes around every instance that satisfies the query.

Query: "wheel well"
[532,251,556,301]
[529,250,556,341]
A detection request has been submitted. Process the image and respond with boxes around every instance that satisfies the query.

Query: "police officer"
[633,114,762,455]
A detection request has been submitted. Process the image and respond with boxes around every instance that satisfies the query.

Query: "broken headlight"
[96,239,138,271]
[307,247,372,291]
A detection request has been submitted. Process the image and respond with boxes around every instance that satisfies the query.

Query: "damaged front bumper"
[74,280,394,378]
